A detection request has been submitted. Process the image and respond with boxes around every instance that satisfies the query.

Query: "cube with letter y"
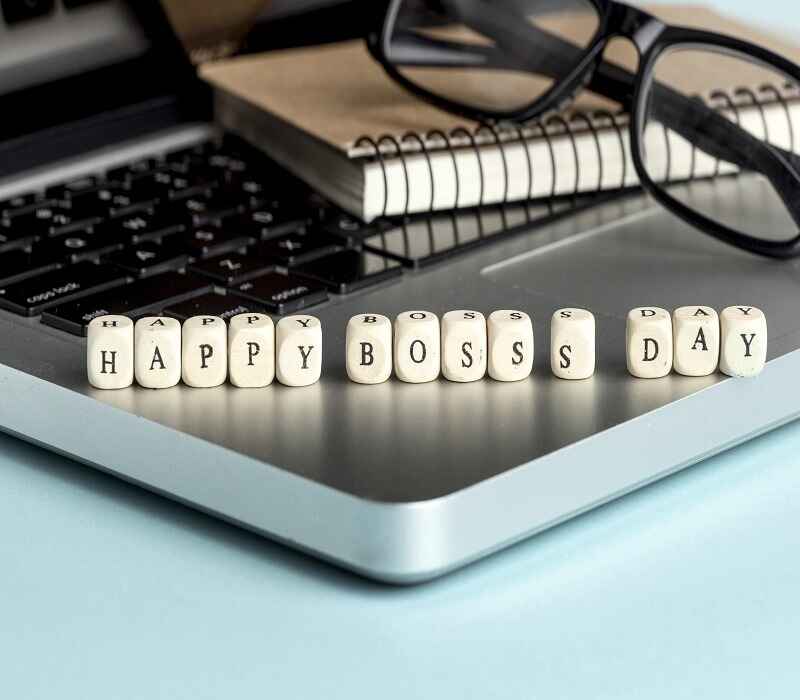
[626,307,673,379]
[87,315,134,389]
[720,306,767,377]
[276,315,322,387]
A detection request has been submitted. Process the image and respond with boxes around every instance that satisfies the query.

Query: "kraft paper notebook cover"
[200,6,800,222]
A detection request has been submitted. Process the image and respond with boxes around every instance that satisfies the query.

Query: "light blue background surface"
[2,2,800,698]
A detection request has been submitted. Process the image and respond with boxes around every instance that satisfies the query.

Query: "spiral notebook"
[200,6,800,223]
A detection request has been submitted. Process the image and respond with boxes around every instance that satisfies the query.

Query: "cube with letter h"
[626,307,673,379]
[87,315,134,389]
[346,313,392,385]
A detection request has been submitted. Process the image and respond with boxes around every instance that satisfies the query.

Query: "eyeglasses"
[367,0,800,258]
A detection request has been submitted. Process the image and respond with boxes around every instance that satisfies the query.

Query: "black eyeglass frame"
[367,0,800,258]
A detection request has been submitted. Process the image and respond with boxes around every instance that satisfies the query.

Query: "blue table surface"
[3,3,800,699]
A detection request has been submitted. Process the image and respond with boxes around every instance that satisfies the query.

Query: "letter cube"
[276,315,322,387]
[487,310,534,382]
[720,306,767,377]
[672,306,720,377]
[134,316,181,389]
[550,308,595,380]
[442,310,487,382]
[87,315,134,389]
[626,307,673,379]
[394,311,440,383]
[229,313,275,388]
[181,315,227,388]
[346,313,392,385]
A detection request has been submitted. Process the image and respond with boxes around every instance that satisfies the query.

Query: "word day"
[86,305,767,390]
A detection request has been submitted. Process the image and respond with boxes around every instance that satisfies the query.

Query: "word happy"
[86,306,767,390]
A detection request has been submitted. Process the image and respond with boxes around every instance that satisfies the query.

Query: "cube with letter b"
[626,307,673,379]
[276,315,322,387]
[346,313,392,385]
[182,316,227,388]
[87,315,134,389]
[228,313,275,388]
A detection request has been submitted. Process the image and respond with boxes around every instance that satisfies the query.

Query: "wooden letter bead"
[229,313,275,388]
[276,315,322,387]
[672,306,720,377]
[720,306,767,377]
[487,310,533,382]
[181,315,227,388]
[626,307,673,379]
[550,308,595,380]
[393,311,440,384]
[441,310,487,382]
[87,315,134,389]
[134,316,181,389]
[346,313,392,385]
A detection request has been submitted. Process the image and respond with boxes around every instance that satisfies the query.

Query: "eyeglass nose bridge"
[604,1,667,55]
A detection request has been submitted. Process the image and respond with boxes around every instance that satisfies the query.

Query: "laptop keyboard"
[0,134,612,337]
[0,135,404,335]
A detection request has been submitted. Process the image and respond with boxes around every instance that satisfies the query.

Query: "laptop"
[1,0,799,584]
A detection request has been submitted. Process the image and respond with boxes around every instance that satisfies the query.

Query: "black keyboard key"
[3,204,70,234]
[319,211,390,244]
[0,224,36,253]
[182,225,252,259]
[173,191,252,226]
[188,253,274,286]
[98,210,185,244]
[0,250,61,286]
[45,175,101,199]
[2,0,54,24]
[107,158,163,184]
[294,250,403,294]
[41,272,212,335]
[64,187,153,220]
[0,262,127,316]
[164,292,266,322]
[0,192,47,216]
[104,243,189,278]
[228,271,328,315]
[255,230,342,266]
[234,207,311,241]
[33,229,124,264]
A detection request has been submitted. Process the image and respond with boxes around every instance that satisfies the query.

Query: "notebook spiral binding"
[352,80,799,222]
